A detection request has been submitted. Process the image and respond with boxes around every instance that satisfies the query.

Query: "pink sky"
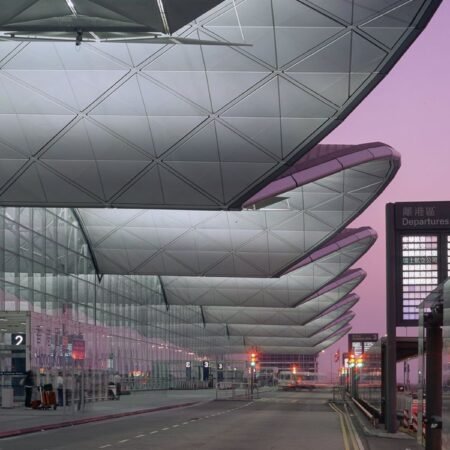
[318,2,450,371]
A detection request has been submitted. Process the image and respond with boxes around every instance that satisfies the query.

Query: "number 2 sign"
[12,333,26,346]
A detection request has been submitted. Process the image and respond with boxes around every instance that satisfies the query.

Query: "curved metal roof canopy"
[160,270,363,336]
[161,227,375,307]
[76,142,398,277]
[228,305,357,339]
[150,292,358,329]
[142,292,358,353]
[301,268,365,306]
[163,312,355,342]
[182,316,353,349]
[191,292,359,327]
[195,325,351,355]
[0,0,438,209]
[147,292,358,327]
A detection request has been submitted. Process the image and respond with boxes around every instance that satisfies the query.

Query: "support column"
[425,317,442,450]
[385,204,397,432]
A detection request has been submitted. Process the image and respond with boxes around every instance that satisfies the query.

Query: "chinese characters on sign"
[388,202,450,326]
[397,203,450,229]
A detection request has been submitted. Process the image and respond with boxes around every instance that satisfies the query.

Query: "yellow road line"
[329,403,351,450]
[343,413,359,450]
[329,402,364,450]
[344,404,364,450]
[339,411,351,450]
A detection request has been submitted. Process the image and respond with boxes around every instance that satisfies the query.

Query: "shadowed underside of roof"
[194,325,352,355]
[76,143,396,277]
[161,228,375,307]
[0,1,225,35]
[140,291,359,353]
[0,0,438,209]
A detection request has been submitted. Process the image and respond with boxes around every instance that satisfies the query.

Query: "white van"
[277,371,299,390]
[277,371,318,391]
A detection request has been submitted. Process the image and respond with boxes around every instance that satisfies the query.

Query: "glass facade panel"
[355,342,382,414]
[0,207,234,405]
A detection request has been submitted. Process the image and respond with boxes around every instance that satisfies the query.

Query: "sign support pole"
[385,204,397,433]
[425,309,443,450]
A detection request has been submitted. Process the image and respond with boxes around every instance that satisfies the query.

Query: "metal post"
[330,354,333,385]
[385,204,397,432]
[350,367,357,398]
[380,342,386,424]
[425,315,442,450]
[403,361,407,389]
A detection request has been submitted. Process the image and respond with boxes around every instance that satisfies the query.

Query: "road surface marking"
[172,424,179,428]
[182,422,189,425]
[99,445,112,449]
[150,430,159,434]
[135,434,145,438]
[329,403,350,450]
[343,404,364,450]
[118,439,129,443]
[162,427,170,431]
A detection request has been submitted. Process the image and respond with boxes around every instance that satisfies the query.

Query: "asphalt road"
[0,390,346,450]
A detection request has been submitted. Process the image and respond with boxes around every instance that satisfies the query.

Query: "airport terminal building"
[0,0,439,407]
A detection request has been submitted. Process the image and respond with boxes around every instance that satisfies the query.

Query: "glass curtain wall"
[355,341,382,414]
[0,207,225,406]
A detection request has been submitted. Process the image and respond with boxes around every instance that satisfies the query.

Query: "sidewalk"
[0,389,217,438]
[346,399,423,450]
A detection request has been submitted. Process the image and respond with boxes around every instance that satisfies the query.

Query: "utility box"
[1,387,14,408]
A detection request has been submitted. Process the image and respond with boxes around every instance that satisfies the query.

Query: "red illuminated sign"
[71,339,85,360]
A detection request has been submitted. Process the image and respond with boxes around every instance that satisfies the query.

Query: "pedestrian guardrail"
[351,396,378,428]
[215,382,258,401]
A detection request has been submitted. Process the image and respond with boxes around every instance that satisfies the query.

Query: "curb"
[0,401,201,439]
[347,400,414,440]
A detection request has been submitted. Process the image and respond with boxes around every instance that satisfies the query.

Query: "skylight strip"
[89,32,101,42]
[157,0,171,34]
[232,0,245,41]
[66,0,77,16]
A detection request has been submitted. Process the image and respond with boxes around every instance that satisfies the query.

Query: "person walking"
[114,372,121,399]
[75,374,82,410]
[23,370,35,408]
[56,371,64,406]
[65,373,73,405]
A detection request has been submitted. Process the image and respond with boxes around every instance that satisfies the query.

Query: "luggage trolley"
[32,384,57,410]
[108,382,119,400]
